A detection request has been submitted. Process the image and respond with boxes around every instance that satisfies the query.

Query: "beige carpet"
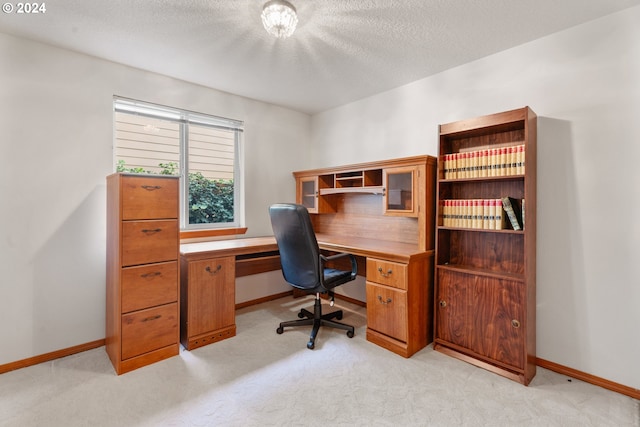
[1,296,638,426]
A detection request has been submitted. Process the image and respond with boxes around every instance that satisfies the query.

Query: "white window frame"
[113,96,244,230]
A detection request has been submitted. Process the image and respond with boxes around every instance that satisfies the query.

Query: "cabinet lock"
[511,319,521,328]
[439,300,447,307]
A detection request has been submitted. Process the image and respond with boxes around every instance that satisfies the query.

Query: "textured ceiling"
[1,0,638,114]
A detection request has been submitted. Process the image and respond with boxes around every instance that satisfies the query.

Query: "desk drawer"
[121,261,178,313]
[121,220,178,266]
[366,258,407,289]
[121,176,178,220]
[366,282,408,342]
[121,303,178,360]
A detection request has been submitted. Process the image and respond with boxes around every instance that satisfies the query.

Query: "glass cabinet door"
[298,176,318,213]
[383,167,416,216]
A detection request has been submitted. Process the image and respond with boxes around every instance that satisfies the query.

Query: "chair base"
[276,295,355,349]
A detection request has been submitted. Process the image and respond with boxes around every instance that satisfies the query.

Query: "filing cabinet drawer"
[121,176,178,220]
[366,281,408,342]
[121,303,178,360]
[366,258,407,289]
[121,220,178,266]
[121,261,178,313]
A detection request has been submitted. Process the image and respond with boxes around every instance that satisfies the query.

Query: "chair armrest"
[320,252,358,279]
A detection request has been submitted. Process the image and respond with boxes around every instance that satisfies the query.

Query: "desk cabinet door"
[366,281,408,343]
[436,270,525,370]
[187,257,235,337]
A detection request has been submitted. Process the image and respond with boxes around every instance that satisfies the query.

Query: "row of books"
[442,144,525,179]
[440,197,524,230]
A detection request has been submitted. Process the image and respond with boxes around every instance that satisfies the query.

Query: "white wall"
[0,33,307,365]
[311,6,640,389]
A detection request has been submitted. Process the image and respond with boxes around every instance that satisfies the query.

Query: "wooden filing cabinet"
[106,173,180,374]
[365,255,433,358]
[180,255,236,350]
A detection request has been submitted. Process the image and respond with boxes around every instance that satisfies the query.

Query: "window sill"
[180,227,248,241]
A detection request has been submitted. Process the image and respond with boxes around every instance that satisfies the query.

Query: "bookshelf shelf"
[436,264,525,282]
[439,175,524,184]
[437,226,524,234]
[433,106,537,386]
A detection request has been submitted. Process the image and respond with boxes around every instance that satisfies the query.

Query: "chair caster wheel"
[336,312,343,320]
[276,326,284,334]
[307,341,315,349]
[347,330,354,338]
[297,312,305,319]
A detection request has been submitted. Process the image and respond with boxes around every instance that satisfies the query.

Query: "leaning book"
[501,196,522,230]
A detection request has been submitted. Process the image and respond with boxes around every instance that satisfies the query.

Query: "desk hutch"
[293,155,437,356]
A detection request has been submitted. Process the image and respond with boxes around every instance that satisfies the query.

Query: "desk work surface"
[180,235,432,263]
[180,236,278,260]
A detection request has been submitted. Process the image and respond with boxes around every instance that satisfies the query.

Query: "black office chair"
[269,203,357,349]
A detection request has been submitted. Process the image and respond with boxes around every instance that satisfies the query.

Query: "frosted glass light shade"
[261,0,298,39]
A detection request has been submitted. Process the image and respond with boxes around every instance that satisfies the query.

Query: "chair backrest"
[269,203,321,290]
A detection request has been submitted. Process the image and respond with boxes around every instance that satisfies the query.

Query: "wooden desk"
[179,235,434,358]
[180,155,436,357]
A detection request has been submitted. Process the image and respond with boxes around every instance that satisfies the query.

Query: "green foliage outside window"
[117,160,234,224]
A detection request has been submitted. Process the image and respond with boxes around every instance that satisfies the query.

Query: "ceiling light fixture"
[261,0,298,39]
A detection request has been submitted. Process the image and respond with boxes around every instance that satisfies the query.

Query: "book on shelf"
[444,144,525,179]
[494,199,506,230]
[501,196,522,230]
[442,199,510,230]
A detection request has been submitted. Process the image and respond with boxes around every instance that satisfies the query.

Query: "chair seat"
[322,268,354,288]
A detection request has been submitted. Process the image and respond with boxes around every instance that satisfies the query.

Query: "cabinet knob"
[206,265,222,274]
[511,319,521,328]
[377,267,393,278]
[439,300,447,307]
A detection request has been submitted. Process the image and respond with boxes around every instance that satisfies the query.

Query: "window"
[113,97,244,230]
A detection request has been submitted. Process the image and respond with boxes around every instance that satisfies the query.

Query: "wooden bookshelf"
[433,107,537,385]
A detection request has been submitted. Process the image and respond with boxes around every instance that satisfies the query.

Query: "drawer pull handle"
[377,267,393,278]
[206,265,222,274]
[141,228,162,234]
[141,271,162,279]
[377,296,392,305]
[512,319,521,328]
[141,185,162,191]
[439,300,447,307]
[142,314,161,322]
